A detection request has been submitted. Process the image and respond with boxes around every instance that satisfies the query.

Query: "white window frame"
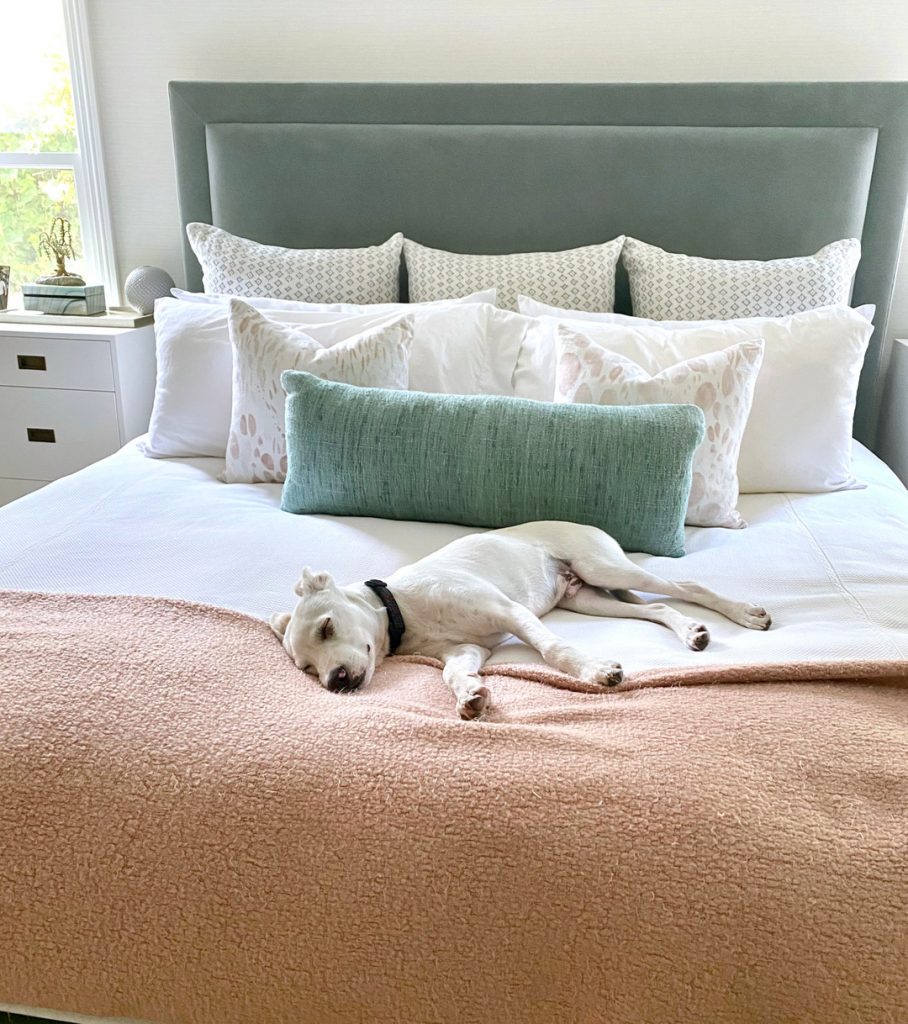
[0,0,119,303]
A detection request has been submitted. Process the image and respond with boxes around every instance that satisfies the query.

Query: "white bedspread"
[0,440,905,673]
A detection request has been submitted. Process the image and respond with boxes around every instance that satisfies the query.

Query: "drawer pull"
[17,354,47,371]
[27,427,56,444]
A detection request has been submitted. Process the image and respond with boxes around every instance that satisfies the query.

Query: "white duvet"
[0,439,906,673]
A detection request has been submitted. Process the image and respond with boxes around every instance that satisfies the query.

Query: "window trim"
[0,0,119,304]
[63,0,119,304]
[0,152,77,168]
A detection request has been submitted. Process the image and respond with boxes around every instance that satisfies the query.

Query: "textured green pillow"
[281,372,705,556]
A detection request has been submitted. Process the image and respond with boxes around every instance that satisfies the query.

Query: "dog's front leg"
[502,603,624,687]
[440,644,492,721]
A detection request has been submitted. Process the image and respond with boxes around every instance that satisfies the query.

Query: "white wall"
[86,0,908,337]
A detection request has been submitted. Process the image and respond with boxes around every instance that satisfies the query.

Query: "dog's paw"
[582,661,624,688]
[685,623,711,651]
[457,685,491,721]
[739,604,772,631]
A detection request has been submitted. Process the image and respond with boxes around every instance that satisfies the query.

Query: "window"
[0,0,116,308]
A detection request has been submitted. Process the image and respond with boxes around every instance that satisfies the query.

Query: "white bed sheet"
[2,442,906,1024]
[0,439,906,673]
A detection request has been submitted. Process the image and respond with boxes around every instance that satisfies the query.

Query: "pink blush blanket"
[2,590,908,1024]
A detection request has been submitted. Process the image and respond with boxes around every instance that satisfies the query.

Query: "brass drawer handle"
[17,354,47,371]
[27,427,56,444]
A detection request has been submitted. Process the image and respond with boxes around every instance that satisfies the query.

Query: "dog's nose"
[325,666,365,693]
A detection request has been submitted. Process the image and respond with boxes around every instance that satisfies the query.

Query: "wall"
[86,0,908,339]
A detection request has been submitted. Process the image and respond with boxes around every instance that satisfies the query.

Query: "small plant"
[37,216,78,279]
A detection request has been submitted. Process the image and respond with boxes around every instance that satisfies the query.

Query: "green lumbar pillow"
[280,372,705,557]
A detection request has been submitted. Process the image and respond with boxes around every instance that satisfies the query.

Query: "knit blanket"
[2,590,907,1024]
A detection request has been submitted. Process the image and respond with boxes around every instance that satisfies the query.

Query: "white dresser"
[0,322,156,505]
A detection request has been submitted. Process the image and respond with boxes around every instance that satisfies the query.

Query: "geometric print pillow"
[403,236,625,312]
[223,299,413,484]
[622,237,860,320]
[187,223,404,304]
[554,324,765,529]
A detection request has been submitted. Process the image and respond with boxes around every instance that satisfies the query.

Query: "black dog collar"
[364,579,406,653]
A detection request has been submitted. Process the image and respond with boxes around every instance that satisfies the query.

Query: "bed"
[2,82,908,1024]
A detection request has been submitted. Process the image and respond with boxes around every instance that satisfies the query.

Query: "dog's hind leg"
[563,530,771,631]
[440,644,492,721]
[592,568,772,631]
[498,603,624,687]
[559,585,711,651]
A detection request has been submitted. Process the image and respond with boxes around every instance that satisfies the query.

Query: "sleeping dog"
[270,521,771,720]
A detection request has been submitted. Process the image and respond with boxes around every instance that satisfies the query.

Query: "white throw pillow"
[186,223,404,304]
[554,325,764,528]
[516,306,873,493]
[224,300,413,484]
[621,237,860,320]
[143,296,530,459]
[514,318,760,402]
[403,236,625,312]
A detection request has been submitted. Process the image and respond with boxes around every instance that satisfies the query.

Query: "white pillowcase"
[186,223,404,304]
[516,305,873,493]
[143,296,530,459]
[170,286,497,311]
[554,325,764,528]
[403,236,625,312]
[224,301,413,484]
[621,237,861,320]
[518,294,876,326]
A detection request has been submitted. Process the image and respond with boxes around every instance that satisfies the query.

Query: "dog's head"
[270,569,380,692]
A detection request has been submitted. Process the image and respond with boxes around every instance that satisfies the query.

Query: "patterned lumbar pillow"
[186,223,404,304]
[554,324,764,529]
[403,236,625,312]
[281,371,704,557]
[622,237,860,320]
[224,299,413,484]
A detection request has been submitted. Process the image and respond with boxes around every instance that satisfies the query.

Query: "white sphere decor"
[124,265,176,314]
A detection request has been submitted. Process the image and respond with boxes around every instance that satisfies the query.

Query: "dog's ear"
[270,612,292,640]
[294,567,334,597]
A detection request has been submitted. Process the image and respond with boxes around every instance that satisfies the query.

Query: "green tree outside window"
[0,41,83,304]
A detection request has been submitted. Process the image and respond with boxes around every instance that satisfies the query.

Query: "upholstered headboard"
[169,81,908,445]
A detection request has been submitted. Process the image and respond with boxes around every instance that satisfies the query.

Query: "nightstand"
[0,322,156,505]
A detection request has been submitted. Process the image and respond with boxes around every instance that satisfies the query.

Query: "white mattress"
[0,439,906,672]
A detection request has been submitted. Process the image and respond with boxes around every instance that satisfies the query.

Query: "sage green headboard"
[169,81,908,446]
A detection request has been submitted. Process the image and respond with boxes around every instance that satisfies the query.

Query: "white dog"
[270,521,771,720]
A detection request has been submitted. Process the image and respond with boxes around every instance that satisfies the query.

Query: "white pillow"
[518,294,876,326]
[142,297,530,459]
[224,301,413,484]
[554,325,764,528]
[165,289,516,396]
[516,306,873,493]
[621,237,861,320]
[170,286,497,311]
[403,236,625,312]
[186,223,404,304]
[144,300,409,460]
